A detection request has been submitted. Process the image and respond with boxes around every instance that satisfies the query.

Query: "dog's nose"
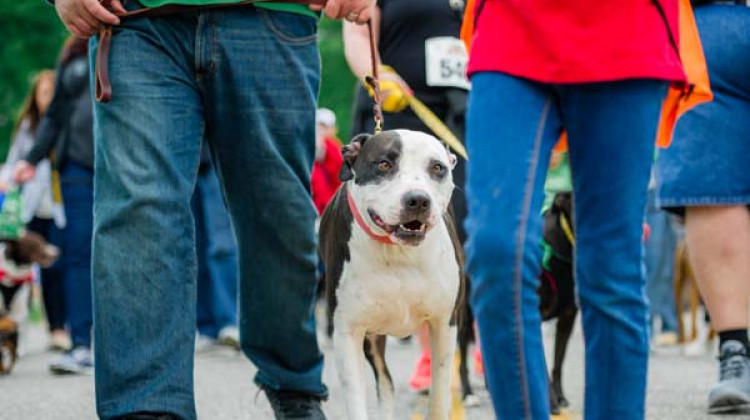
[403,191,431,213]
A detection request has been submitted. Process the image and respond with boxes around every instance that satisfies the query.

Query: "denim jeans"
[27,216,67,332]
[60,162,94,349]
[644,188,679,334]
[193,163,238,338]
[90,7,323,419]
[465,72,667,420]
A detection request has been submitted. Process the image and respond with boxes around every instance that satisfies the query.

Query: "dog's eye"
[378,160,392,171]
[432,163,446,174]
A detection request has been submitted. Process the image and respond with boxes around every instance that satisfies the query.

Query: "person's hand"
[55,0,126,38]
[14,161,36,185]
[378,67,411,113]
[310,0,376,25]
[0,180,9,192]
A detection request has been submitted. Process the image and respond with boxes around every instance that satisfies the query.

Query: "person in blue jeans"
[48,0,374,419]
[16,36,95,375]
[463,2,685,419]
[193,144,239,350]
[644,185,680,345]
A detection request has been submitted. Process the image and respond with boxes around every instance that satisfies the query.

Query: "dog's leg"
[334,327,369,420]
[689,277,700,342]
[674,242,688,343]
[457,295,478,406]
[364,335,394,420]
[428,320,456,420]
[552,307,577,409]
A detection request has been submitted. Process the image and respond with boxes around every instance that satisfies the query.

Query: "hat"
[316,108,336,128]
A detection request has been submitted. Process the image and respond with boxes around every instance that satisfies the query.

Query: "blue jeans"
[644,188,679,334]
[60,162,94,349]
[466,73,667,420]
[193,163,238,338]
[90,7,323,419]
[27,216,67,332]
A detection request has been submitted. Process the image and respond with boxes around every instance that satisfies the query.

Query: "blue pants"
[90,7,323,419]
[193,164,239,339]
[644,188,679,333]
[27,216,66,332]
[60,162,94,349]
[466,72,667,420]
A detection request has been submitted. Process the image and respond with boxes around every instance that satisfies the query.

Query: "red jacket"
[468,0,686,84]
[312,138,343,215]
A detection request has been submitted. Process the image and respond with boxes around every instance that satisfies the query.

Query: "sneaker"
[217,326,240,350]
[50,346,93,375]
[708,340,750,414]
[409,350,431,393]
[261,386,326,419]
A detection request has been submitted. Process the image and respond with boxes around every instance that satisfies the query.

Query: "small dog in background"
[537,192,577,415]
[673,239,716,355]
[0,231,60,374]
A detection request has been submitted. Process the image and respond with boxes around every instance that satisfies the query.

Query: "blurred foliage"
[318,17,358,143]
[0,1,68,159]
[0,4,357,161]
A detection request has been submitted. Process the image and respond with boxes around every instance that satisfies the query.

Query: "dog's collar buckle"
[346,188,396,245]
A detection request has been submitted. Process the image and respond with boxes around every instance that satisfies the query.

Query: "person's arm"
[343,8,411,112]
[47,0,125,38]
[0,121,33,188]
[343,10,383,82]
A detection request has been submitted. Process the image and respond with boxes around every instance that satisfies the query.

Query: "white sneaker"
[49,346,93,375]
[217,326,240,350]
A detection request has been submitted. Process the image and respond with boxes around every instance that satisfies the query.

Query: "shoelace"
[719,350,749,380]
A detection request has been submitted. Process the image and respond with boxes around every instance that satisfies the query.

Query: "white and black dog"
[319,129,464,420]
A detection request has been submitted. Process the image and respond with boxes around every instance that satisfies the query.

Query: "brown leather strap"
[364,20,383,133]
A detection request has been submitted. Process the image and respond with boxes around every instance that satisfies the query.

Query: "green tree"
[0,1,68,158]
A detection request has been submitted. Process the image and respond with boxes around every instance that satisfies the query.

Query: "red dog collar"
[347,187,396,245]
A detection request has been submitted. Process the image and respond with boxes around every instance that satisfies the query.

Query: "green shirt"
[139,0,318,19]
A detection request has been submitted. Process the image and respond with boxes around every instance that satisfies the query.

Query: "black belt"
[693,0,750,7]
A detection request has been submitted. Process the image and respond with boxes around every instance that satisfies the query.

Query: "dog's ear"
[339,133,372,182]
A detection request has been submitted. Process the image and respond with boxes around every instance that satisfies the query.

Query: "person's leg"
[90,14,204,420]
[202,8,325,397]
[195,164,238,334]
[59,162,94,350]
[27,217,67,335]
[685,206,750,333]
[562,79,668,420]
[465,72,562,419]
[644,188,679,336]
[193,185,218,339]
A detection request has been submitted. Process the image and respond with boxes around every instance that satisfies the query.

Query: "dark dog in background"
[538,192,577,415]
[0,231,60,374]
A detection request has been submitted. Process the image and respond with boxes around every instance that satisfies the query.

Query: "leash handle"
[364,20,384,134]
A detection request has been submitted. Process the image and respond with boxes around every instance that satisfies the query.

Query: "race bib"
[425,37,470,90]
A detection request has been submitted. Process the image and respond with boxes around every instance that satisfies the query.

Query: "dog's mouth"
[367,209,429,244]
